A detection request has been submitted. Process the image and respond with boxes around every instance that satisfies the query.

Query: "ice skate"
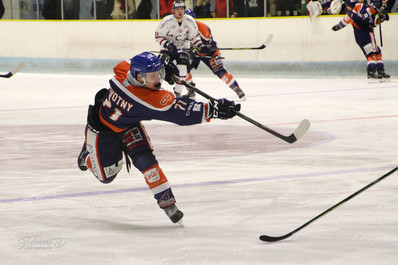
[77,143,88,171]
[235,88,246,100]
[367,70,381,83]
[377,70,390,83]
[163,204,184,224]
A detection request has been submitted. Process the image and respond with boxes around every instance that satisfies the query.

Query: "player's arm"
[155,20,179,58]
[156,97,240,125]
[348,4,377,31]
[195,22,217,56]
[332,13,352,31]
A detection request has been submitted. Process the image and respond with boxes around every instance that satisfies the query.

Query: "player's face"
[174,7,185,19]
[142,69,164,90]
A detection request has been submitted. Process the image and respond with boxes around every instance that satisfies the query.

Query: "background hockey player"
[77,51,241,224]
[332,0,390,82]
[183,8,246,100]
[155,0,210,97]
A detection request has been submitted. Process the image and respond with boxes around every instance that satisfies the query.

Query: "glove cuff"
[204,102,212,122]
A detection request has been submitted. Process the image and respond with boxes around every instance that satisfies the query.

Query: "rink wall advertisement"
[0,15,397,75]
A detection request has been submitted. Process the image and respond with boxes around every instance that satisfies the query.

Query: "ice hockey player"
[332,0,390,82]
[155,0,210,97]
[183,8,246,100]
[77,51,241,224]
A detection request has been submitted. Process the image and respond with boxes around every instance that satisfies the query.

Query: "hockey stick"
[150,50,224,60]
[217,34,273,51]
[182,33,273,52]
[0,62,26,78]
[193,55,225,59]
[378,13,383,47]
[259,166,398,242]
[173,76,310,144]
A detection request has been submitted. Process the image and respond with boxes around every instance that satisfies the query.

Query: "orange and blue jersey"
[99,59,210,133]
[336,2,378,31]
[196,21,220,57]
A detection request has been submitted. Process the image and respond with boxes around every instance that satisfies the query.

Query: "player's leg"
[183,57,200,98]
[204,55,246,99]
[79,125,124,183]
[375,48,390,81]
[123,122,183,224]
[354,29,381,82]
[173,52,191,97]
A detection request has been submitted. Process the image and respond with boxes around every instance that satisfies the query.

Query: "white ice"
[1,73,398,265]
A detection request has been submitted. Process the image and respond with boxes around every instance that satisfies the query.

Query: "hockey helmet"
[184,8,195,18]
[172,0,186,11]
[129,52,164,84]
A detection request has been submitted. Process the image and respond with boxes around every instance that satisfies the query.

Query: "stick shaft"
[173,76,306,143]
[379,17,383,47]
[260,166,398,242]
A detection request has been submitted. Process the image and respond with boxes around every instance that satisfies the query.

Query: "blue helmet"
[130,52,163,78]
[172,0,186,11]
[184,8,195,18]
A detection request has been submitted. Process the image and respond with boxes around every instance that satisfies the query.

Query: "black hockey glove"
[164,62,179,85]
[209,98,241,120]
[158,53,180,85]
[332,23,344,31]
[379,12,389,23]
[197,44,212,55]
[164,41,179,59]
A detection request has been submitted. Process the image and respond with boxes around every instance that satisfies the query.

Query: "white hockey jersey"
[155,14,202,50]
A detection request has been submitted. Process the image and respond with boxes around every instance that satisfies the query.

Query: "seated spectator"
[247,0,264,17]
[111,0,134,19]
[133,0,153,19]
[159,0,173,18]
[215,0,233,17]
[194,0,212,18]
[91,0,114,19]
[232,0,244,17]
[42,0,80,19]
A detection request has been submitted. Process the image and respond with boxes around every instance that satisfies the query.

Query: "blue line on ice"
[0,165,394,204]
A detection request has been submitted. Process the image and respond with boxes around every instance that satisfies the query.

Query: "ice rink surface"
[1,73,398,265]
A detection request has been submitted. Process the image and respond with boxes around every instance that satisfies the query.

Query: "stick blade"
[11,62,26,75]
[293,119,310,140]
[259,232,293,242]
[264,33,274,47]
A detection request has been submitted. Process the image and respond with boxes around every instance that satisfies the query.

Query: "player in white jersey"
[155,0,210,97]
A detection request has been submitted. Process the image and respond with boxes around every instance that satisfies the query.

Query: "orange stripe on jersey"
[126,86,175,109]
[143,164,168,190]
[196,21,211,40]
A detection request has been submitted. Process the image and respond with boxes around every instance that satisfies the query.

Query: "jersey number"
[103,98,122,121]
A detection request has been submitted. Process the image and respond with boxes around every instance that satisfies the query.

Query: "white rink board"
[1,15,397,62]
